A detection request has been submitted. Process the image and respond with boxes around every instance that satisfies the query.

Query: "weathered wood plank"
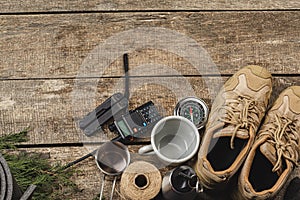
[0,76,221,144]
[0,12,299,79]
[19,146,299,199]
[0,0,299,13]
[0,76,298,145]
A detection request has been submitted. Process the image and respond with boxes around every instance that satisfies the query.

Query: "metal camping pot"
[162,165,203,200]
[95,141,130,200]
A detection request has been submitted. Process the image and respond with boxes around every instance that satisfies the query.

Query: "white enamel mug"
[138,116,200,165]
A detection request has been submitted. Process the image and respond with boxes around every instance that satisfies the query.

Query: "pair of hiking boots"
[194,66,299,199]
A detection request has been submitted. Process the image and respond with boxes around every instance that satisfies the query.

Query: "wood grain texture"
[1,2,299,199]
[20,146,299,200]
[0,76,298,145]
[0,0,300,13]
[0,12,299,79]
[0,76,221,144]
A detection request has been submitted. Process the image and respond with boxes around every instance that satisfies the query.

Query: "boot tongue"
[213,126,250,139]
[260,142,283,175]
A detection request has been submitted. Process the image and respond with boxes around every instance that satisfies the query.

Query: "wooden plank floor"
[0,0,300,12]
[0,0,299,199]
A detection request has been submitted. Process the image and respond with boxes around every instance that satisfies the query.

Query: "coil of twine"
[120,161,162,200]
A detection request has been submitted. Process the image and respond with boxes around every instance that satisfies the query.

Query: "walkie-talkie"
[64,54,162,170]
[63,54,130,170]
[79,54,130,136]
[109,101,162,140]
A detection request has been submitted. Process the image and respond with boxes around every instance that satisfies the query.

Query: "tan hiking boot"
[237,86,300,199]
[194,65,272,189]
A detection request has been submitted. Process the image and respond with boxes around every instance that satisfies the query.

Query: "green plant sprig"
[0,130,79,200]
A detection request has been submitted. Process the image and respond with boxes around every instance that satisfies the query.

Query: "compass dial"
[174,97,209,129]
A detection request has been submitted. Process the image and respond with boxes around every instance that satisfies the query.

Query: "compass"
[174,97,209,129]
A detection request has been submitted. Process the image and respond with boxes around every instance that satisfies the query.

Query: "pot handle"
[196,179,204,193]
[110,176,117,200]
[138,145,155,155]
[99,175,118,200]
[99,174,106,200]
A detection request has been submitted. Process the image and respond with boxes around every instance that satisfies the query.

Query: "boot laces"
[218,95,261,149]
[260,114,299,172]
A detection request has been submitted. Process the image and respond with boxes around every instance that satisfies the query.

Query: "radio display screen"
[116,120,131,137]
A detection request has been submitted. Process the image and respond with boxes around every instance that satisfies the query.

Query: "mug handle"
[138,145,155,155]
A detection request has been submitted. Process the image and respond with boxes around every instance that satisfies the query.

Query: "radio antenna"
[123,53,130,100]
[64,54,131,170]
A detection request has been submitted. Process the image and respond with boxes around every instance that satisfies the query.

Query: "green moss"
[0,130,79,200]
